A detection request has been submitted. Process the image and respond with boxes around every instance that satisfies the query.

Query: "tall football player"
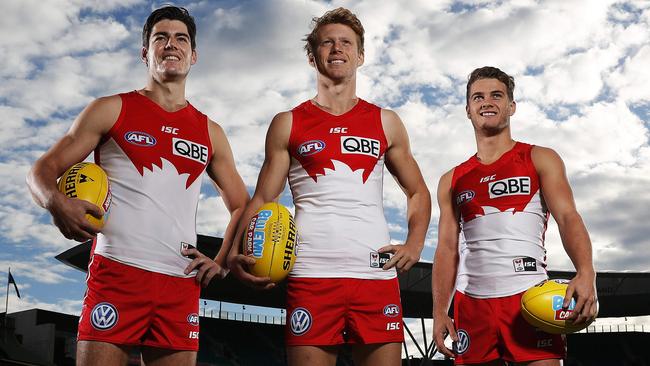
[228,7,431,366]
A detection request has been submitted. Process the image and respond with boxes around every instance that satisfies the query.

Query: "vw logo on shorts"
[290,308,312,336]
[90,302,118,331]
[454,329,470,355]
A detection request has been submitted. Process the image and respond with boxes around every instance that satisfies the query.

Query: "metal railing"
[579,323,647,333]
[199,307,286,325]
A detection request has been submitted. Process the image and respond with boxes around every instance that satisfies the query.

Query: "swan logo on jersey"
[187,313,199,326]
[370,252,391,268]
[383,304,400,317]
[290,308,312,336]
[298,140,326,156]
[341,136,380,158]
[173,137,208,165]
[456,190,475,206]
[125,131,156,146]
[454,329,470,355]
[488,176,531,199]
[90,302,118,330]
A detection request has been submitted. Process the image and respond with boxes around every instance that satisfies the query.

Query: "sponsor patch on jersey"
[187,313,199,326]
[290,308,312,336]
[341,136,380,158]
[453,329,470,355]
[173,137,209,165]
[383,304,400,317]
[488,176,531,198]
[513,256,537,272]
[90,302,118,331]
[455,190,475,205]
[297,140,326,156]
[370,252,391,268]
[124,131,156,146]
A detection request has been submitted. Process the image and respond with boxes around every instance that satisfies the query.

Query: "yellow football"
[242,202,298,283]
[521,279,596,334]
[57,162,111,229]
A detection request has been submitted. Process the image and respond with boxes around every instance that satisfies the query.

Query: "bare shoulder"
[438,168,455,189]
[531,145,564,173]
[72,94,122,135]
[380,108,406,147]
[267,111,293,141]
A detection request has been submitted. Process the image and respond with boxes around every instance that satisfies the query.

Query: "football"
[57,162,111,228]
[521,279,596,334]
[242,202,298,283]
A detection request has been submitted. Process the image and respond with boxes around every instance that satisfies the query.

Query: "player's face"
[466,78,516,136]
[142,19,197,81]
[311,23,364,81]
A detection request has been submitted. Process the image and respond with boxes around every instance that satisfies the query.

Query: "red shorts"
[285,277,404,346]
[452,291,566,364]
[78,254,200,351]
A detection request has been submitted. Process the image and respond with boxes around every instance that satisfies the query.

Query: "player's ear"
[191,49,197,65]
[308,53,315,67]
[465,104,470,119]
[358,50,364,66]
[510,100,516,116]
[141,47,148,66]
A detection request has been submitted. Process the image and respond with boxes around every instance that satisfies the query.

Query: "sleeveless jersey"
[287,99,394,279]
[93,91,212,277]
[452,142,549,298]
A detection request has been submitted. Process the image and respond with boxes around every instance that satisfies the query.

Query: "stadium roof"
[56,235,650,318]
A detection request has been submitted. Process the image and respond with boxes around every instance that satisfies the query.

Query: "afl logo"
[90,302,118,330]
[125,131,156,146]
[455,329,470,355]
[383,304,400,317]
[455,190,475,206]
[297,140,326,156]
[290,308,312,336]
[187,313,199,326]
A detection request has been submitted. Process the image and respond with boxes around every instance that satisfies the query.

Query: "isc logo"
[488,176,531,199]
[173,137,208,165]
[341,136,380,158]
[298,140,326,156]
[383,304,400,317]
[386,322,401,330]
[125,131,156,146]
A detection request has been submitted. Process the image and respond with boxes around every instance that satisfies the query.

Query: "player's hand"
[183,248,228,288]
[433,314,457,359]
[48,193,103,242]
[378,243,421,273]
[564,270,598,324]
[226,253,275,290]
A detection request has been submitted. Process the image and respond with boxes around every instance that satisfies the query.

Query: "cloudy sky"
[1,0,649,341]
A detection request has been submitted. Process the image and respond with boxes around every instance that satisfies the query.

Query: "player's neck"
[313,78,358,116]
[475,133,516,165]
[141,79,188,112]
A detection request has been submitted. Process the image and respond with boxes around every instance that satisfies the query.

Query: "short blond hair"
[303,7,365,57]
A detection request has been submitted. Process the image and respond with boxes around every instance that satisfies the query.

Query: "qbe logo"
[290,308,312,336]
[90,302,118,330]
[124,131,156,146]
[341,136,380,158]
[173,137,208,165]
[297,140,326,156]
[187,313,199,326]
[488,176,531,199]
[383,304,400,317]
[454,329,470,355]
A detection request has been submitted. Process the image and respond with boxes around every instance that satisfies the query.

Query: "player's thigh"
[76,340,130,366]
[458,361,504,366]
[287,345,338,366]
[351,342,401,366]
[514,359,562,366]
[141,347,196,366]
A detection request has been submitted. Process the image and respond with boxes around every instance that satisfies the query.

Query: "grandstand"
[1,235,648,365]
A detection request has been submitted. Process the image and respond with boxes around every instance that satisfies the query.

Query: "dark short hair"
[142,6,197,50]
[304,7,365,57]
[466,66,515,104]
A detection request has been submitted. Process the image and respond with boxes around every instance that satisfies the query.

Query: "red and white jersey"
[93,91,212,277]
[287,100,394,279]
[452,142,549,298]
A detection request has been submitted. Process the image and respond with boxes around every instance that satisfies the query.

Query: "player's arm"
[226,111,293,290]
[183,120,250,287]
[431,169,461,358]
[378,109,431,273]
[26,96,120,242]
[532,146,597,324]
